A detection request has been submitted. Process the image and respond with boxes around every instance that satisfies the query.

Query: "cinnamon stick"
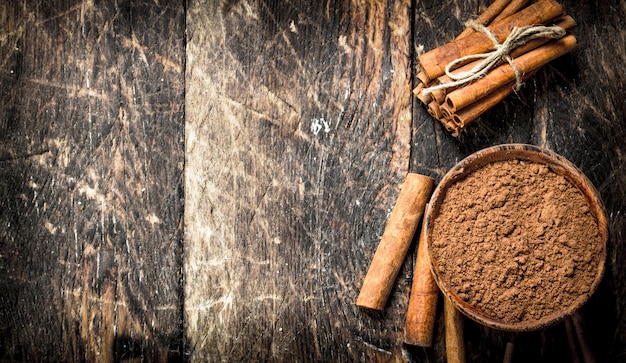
[440,102,455,123]
[416,70,430,85]
[456,0,512,40]
[427,100,443,119]
[572,311,596,363]
[450,80,517,129]
[565,317,583,363]
[431,110,459,135]
[431,86,447,104]
[445,296,466,363]
[356,173,434,311]
[413,82,432,104]
[404,222,439,347]
[442,120,458,135]
[433,79,510,136]
[503,341,515,363]
[445,34,577,113]
[417,0,564,82]
[491,0,531,25]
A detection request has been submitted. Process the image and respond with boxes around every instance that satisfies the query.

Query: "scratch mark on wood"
[0,24,25,43]
[255,294,281,302]
[35,4,83,26]
[185,293,234,313]
[357,337,392,355]
[25,78,109,100]
[121,35,183,74]
[0,149,50,162]
[214,89,299,133]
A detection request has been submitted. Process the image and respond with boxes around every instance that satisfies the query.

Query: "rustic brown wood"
[185,0,414,361]
[1,0,625,362]
[411,1,626,362]
[0,1,185,361]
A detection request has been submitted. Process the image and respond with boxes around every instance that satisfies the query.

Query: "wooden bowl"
[424,144,608,332]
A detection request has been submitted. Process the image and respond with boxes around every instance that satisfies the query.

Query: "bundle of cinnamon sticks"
[414,0,577,136]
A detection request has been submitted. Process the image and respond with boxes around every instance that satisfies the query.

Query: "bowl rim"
[424,143,608,332]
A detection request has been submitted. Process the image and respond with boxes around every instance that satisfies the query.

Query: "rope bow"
[421,21,566,96]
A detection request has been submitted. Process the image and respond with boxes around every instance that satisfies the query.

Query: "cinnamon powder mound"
[430,159,603,324]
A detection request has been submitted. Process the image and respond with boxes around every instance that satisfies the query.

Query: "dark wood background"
[1,0,624,362]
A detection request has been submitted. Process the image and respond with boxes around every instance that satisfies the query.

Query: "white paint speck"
[416,44,425,56]
[311,119,323,135]
[145,213,162,225]
[310,118,332,136]
[45,221,58,235]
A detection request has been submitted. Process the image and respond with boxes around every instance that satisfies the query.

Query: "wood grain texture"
[185,0,413,360]
[1,0,625,362]
[410,1,626,362]
[0,1,185,360]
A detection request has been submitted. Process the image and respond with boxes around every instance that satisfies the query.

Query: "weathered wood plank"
[185,0,414,360]
[2,0,625,361]
[410,1,626,362]
[0,1,185,360]
[186,0,626,362]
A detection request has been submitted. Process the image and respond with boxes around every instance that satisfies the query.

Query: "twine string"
[421,21,566,96]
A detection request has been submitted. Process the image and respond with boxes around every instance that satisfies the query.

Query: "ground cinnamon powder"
[430,159,602,324]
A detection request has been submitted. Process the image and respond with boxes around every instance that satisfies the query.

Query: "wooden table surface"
[1,0,625,362]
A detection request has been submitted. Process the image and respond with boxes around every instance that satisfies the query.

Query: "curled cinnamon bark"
[404,223,439,347]
[356,173,434,311]
[456,0,512,40]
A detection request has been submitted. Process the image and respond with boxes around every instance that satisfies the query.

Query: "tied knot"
[422,21,566,96]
